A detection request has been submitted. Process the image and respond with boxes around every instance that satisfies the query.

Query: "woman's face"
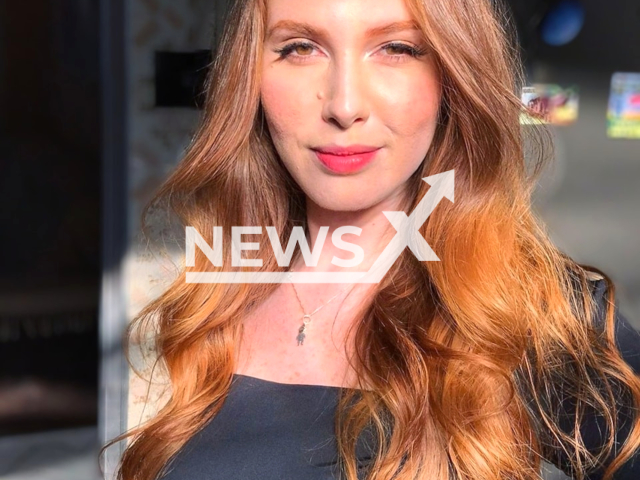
[260,0,441,212]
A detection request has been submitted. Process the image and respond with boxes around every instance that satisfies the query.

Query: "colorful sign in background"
[607,72,640,139]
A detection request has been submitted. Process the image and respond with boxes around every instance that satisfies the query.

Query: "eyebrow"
[265,20,420,41]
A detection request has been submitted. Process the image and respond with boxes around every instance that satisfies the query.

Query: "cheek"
[260,70,313,142]
[375,66,441,139]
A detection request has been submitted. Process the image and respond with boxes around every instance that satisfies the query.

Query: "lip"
[312,144,381,174]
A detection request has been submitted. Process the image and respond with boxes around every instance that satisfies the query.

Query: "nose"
[320,55,370,129]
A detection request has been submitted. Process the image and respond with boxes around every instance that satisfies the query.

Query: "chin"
[306,187,391,213]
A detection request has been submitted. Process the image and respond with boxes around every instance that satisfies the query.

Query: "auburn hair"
[102,0,640,479]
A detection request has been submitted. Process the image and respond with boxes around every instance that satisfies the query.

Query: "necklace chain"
[286,271,355,346]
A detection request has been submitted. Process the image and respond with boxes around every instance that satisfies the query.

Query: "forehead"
[264,0,418,35]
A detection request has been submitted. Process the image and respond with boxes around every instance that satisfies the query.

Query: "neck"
[291,191,409,274]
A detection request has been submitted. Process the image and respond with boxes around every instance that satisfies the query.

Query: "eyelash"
[274,41,427,62]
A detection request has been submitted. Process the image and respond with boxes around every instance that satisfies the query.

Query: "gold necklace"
[286,271,355,346]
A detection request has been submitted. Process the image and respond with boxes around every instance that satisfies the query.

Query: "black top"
[158,279,640,480]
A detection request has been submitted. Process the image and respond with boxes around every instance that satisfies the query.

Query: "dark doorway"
[0,0,100,435]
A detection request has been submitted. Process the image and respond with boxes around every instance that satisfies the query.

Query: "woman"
[103,0,640,478]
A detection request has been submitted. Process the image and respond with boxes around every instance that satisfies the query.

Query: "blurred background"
[0,0,638,479]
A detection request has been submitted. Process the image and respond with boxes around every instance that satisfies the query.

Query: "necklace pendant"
[296,324,307,346]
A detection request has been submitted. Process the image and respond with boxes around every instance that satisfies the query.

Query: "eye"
[274,41,320,62]
[379,42,428,61]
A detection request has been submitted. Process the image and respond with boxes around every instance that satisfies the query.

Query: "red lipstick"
[312,144,381,174]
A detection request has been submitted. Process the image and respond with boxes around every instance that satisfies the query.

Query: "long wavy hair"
[102,0,640,479]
